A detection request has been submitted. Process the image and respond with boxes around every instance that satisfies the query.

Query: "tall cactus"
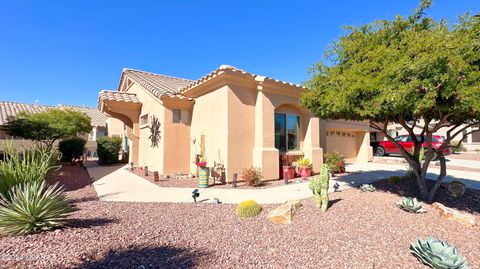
[309,165,330,211]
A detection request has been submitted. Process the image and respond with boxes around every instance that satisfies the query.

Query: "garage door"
[326,130,358,160]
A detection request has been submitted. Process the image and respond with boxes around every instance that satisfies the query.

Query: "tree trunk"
[427,153,446,202]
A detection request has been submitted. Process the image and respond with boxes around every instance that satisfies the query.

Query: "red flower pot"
[281,166,295,180]
[298,166,312,179]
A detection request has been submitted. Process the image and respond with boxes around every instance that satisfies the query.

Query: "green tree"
[2,109,92,149]
[301,1,480,202]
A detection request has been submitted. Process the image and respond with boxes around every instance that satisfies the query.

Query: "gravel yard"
[1,165,479,269]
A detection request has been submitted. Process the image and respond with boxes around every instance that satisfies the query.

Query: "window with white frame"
[275,113,300,152]
[172,109,181,123]
[140,114,149,126]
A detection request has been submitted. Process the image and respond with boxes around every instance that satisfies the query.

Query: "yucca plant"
[410,237,470,269]
[0,181,72,236]
[360,184,376,192]
[236,200,261,218]
[0,143,60,199]
[396,197,427,213]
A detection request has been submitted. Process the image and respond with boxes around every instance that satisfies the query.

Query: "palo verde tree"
[301,1,480,202]
[2,108,92,149]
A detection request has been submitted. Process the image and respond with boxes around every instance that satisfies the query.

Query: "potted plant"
[280,154,295,180]
[297,157,312,179]
[196,154,209,188]
[325,152,346,177]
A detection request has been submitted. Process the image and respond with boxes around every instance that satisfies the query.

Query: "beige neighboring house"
[371,121,480,151]
[98,65,373,182]
[0,101,108,153]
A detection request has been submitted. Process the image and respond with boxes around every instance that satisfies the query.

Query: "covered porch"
[98,90,142,164]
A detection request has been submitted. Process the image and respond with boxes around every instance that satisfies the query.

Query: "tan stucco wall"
[227,83,256,180]
[107,117,124,137]
[162,99,192,175]
[126,83,165,172]
[189,83,229,176]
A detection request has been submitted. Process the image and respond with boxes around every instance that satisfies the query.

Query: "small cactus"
[397,197,426,213]
[236,200,262,218]
[360,184,376,192]
[309,165,330,211]
[411,237,470,269]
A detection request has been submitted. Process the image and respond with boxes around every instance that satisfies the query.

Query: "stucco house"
[99,65,373,181]
[0,101,108,153]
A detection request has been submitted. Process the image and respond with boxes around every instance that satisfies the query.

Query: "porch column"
[356,131,373,163]
[252,76,279,180]
[126,123,140,165]
[303,116,323,173]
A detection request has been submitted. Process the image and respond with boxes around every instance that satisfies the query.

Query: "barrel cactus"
[236,200,261,218]
[360,184,376,192]
[396,197,426,213]
[410,237,470,269]
[309,165,329,211]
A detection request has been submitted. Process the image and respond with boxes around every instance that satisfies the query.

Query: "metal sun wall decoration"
[148,115,161,148]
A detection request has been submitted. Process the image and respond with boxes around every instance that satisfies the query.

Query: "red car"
[375,134,452,157]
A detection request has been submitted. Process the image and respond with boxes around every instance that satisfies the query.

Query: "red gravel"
[1,165,479,268]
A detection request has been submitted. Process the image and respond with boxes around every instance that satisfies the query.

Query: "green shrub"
[58,137,86,162]
[388,175,402,184]
[450,141,466,153]
[410,237,470,269]
[325,152,345,173]
[236,200,261,218]
[97,136,122,165]
[240,167,263,186]
[0,181,72,236]
[0,144,60,199]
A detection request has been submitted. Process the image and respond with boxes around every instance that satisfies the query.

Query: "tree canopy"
[301,1,480,201]
[2,108,92,148]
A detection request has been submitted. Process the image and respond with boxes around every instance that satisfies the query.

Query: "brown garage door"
[326,130,358,161]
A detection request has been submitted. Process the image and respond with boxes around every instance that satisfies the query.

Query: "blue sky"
[0,1,478,107]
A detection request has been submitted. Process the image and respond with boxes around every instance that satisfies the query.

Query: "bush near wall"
[58,137,86,162]
[97,136,122,165]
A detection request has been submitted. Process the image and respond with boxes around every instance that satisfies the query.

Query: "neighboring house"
[370,121,480,151]
[0,101,108,153]
[98,65,373,181]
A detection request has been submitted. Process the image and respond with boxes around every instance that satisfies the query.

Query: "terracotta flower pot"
[298,166,312,179]
[282,166,295,180]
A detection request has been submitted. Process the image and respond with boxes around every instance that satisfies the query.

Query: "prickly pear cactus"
[309,165,330,211]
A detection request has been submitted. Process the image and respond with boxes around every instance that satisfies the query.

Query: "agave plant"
[0,144,61,199]
[410,237,470,269]
[360,184,376,192]
[396,197,427,213]
[0,181,72,236]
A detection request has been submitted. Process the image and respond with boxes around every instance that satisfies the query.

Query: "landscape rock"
[432,202,476,227]
[445,181,466,198]
[267,200,302,224]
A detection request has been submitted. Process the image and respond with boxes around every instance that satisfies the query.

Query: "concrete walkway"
[87,162,480,204]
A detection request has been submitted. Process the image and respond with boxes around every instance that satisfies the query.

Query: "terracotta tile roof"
[122,68,193,98]
[181,65,304,93]
[0,101,108,127]
[118,65,304,100]
[99,90,140,104]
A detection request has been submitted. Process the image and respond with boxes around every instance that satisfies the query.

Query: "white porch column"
[252,76,279,180]
[303,116,323,173]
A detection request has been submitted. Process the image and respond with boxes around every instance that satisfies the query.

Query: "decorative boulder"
[445,181,466,198]
[432,202,476,227]
[267,200,302,224]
